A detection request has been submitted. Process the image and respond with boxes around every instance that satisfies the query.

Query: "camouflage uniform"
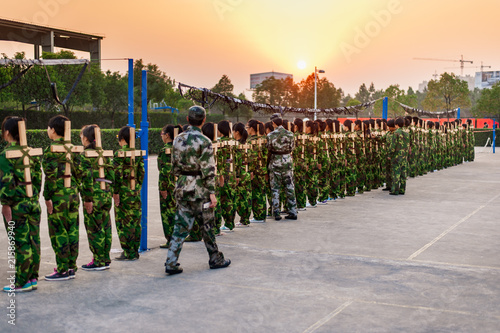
[0,142,42,287]
[165,125,226,270]
[317,132,331,202]
[80,148,114,266]
[383,130,393,189]
[387,128,407,195]
[158,142,178,245]
[293,133,307,208]
[217,137,236,229]
[304,134,319,204]
[113,145,145,259]
[234,142,251,224]
[43,138,81,273]
[247,135,267,220]
[267,125,297,217]
[345,132,358,196]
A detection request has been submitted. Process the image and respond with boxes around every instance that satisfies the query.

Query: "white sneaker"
[298,208,306,211]
[235,223,250,228]
[250,219,265,223]
[220,226,233,232]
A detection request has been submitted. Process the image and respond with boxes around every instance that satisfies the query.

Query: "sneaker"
[318,200,328,205]
[382,187,391,191]
[298,208,306,211]
[160,243,170,248]
[165,263,183,275]
[45,269,70,281]
[68,269,76,279]
[30,279,38,290]
[3,281,32,293]
[220,226,233,232]
[309,204,317,208]
[250,218,265,223]
[209,259,231,269]
[104,262,111,270]
[82,259,107,271]
[115,252,138,261]
[274,215,282,221]
[235,222,250,228]
[285,214,297,220]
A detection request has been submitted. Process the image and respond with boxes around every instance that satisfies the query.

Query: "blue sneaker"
[3,281,32,292]
[30,279,38,290]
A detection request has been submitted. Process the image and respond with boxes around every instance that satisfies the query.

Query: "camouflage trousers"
[236,180,251,224]
[4,198,41,287]
[220,183,236,230]
[48,193,80,273]
[345,159,357,196]
[251,174,267,220]
[294,168,307,209]
[165,199,225,269]
[211,189,223,236]
[269,166,297,216]
[305,166,319,206]
[266,180,273,216]
[390,157,407,194]
[318,164,331,202]
[83,192,112,266]
[159,190,176,244]
[114,192,141,259]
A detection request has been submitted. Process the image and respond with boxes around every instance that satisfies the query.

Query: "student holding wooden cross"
[79,125,114,271]
[158,124,183,248]
[113,126,145,261]
[1,117,43,292]
[43,115,84,281]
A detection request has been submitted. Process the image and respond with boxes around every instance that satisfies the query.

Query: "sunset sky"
[2,0,500,101]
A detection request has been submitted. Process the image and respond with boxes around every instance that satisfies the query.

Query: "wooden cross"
[50,121,84,188]
[240,142,251,173]
[83,127,113,190]
[5,120,43,197]
[213,124,219,174]
[257,131,265,168]
[116,127,146,189]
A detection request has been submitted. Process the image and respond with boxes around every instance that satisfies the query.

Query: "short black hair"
[202,122,215,141]
[48,115,69,137]
[1,116,23,143]
[395,118,404,127]
[118,126,131,145]
[162,124,183,140]
[294,118,304,133]
[387,119,395,128]
[272,118,283,127]
[218,120,232,137]
[343,119,353,131]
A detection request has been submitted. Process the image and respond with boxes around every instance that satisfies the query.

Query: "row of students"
[1,115,144,292]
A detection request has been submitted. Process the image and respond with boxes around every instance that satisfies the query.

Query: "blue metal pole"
[382,97,388,120]
[140,70,149,251]
[457,107,461,120]
[128,59,135,127]
[493,120,496,154]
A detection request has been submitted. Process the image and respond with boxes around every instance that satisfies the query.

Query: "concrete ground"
[1,148,499,333]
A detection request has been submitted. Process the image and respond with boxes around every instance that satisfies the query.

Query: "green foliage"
[472,129,500,147]
[473,83,500,120]
[346,98,362,107]
[423,72,471,111]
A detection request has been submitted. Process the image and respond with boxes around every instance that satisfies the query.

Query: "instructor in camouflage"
[164,106,230,275]
[267,113,297,220]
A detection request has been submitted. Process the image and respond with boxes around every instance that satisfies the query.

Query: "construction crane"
[445,61,491,74]
[413,55,473,76]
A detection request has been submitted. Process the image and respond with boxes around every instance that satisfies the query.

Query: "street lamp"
[314,66,325,120]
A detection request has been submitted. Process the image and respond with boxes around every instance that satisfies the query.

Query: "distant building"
[475,71,500,89]
[418,74,475,92]
[418,80,428,93]
[250,71,292,89]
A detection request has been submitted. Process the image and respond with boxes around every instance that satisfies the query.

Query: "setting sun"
[297,60,307,70]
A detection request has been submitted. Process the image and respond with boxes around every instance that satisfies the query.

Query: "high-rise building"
[475,71,500,89]
[250,71,293,89]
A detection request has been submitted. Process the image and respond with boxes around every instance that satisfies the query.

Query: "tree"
[474,82,500,121]
[373,84,413,117]
[355,83,370,103]
[297,73,341,109]
[103,71,128,128]
[233,92,253,122]
[212,74,236,116]
[346,98,362,106]
[423,72,471,113]
[252,76,284,106]
[133,59,173,109]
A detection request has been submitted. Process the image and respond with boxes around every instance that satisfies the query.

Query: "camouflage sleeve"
[112,152,123,194]
[0,153,15,206]
[158,150,173,192]
[31,156,43,197]
[42,147,59,201]
[136,156,145,188]
[200,139,216,194]
[105,156,115,194]
[79,155,94,203]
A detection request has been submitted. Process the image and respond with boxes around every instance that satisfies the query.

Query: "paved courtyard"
[1,149,499,332]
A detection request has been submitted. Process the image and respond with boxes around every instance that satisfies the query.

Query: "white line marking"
[407,192,500,260]
[303,300,353,333]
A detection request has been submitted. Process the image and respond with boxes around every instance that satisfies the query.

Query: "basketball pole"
[140,70,149,252]
[128,58,134,128]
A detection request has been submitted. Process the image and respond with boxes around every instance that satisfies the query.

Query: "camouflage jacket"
[266,125,294,170]
[248,135,268,176]
[172,125,216,201]
[233,142,251,186]
[80,147,115,202]
[0,142,42,206]
[158,142,175,192]
[113,145,145,194]
[43,138,81,200]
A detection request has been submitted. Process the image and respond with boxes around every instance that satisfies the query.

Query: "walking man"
[164,106,230,275]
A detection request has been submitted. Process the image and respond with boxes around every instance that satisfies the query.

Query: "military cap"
[188,106,206,121]
[270,113,282,121]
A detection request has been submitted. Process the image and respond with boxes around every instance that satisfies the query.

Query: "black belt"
[270,151,291,155]
[180,171,202,176]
